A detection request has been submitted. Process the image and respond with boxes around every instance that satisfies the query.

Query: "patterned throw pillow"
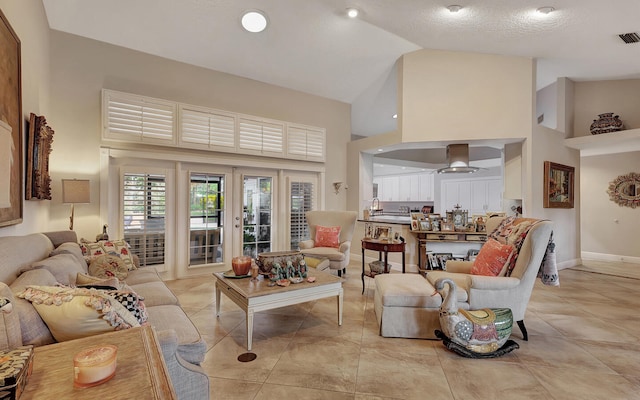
[88,255,129,280]
[17,285,148,342]
[80,239,136,270]
[471,238,516,277]
[314,226,341,248]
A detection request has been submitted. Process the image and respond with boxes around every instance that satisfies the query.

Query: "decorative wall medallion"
[607,172,640,208]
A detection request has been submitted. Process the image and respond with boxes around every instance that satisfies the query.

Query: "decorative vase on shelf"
[590,113,624,135]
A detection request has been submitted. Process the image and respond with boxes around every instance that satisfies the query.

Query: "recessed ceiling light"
[392,114,398,119]
[536,6,555,15]
[241,10,268,33]
[346,8,359,18]
[447,5,463,13]
[377,149,383,152]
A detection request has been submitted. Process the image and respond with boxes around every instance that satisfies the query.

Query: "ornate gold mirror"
[607,172,640,208]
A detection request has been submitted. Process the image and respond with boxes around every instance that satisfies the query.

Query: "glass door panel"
[242,176,272,258]
[189,173,224,265]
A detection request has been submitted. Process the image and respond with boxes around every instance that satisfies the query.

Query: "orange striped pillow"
[471,238,515,276]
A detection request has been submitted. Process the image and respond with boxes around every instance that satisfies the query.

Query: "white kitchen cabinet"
[419,174,433,201]
[372,173,434,202]
[441,178,502,216]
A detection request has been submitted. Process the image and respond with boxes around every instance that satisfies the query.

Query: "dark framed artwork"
[25,113,54,200]
[0,10,22,226]
[544,161,575,208]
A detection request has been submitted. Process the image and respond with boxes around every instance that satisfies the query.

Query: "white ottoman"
[374,274,443,339]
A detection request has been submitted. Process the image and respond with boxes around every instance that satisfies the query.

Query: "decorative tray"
[223,270,251,279]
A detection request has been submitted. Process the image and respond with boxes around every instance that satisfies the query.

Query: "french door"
[234,169,277,258]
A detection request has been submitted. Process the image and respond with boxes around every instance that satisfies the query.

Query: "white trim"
[557,258,582,270]
[103,146,324,173]
[581,252,640,264]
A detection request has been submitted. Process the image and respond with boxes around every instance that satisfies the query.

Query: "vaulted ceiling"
[42,0,640,161]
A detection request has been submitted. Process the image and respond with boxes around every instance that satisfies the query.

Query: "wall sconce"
[333,182,348,194]
[62,179,90,230]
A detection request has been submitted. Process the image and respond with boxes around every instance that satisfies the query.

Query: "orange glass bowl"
[232,256,252,276]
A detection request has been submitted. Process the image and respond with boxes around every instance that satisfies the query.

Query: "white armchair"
[298,211,357,276]
[426,216,553,340]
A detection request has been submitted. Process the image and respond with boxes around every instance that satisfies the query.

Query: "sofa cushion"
[9,269,58,346]
[0,233,54,286]
[17,285,146,342]
[88,254,129,280]
[0,283,22,350]
[28,253,87,286]
[50,242,88,271]
[145,305,207,364]
[129,281,179,307]
[124,266,163,285]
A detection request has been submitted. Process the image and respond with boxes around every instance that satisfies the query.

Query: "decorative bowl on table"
[288,277,304,284]
[232,256,252,276]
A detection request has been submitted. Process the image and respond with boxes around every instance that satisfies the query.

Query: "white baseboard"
[557,258,581,270]
[581,252,640,265]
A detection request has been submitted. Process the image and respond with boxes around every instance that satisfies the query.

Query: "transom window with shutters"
[103,91,176,145]
[102,89,325,162]
[122,172,166,267]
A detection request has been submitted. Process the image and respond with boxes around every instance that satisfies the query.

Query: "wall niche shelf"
[565,128,640,157]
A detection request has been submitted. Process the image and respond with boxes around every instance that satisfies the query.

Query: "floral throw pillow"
[88,255,129,280]
[471,238,516,277]
[80,239,136,270]
[315,226,341,248]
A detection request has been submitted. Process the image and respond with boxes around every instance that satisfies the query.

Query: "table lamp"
[62,179,90,230]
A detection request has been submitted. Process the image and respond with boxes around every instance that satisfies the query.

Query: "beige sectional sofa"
[0,231,209,399]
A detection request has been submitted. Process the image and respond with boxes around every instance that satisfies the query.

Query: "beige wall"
[572,80,640,261]
[573,80,640,137]
[41,31,350,240]
[399,49,534,143]
[580,152,640,260]
[0,0,51,237]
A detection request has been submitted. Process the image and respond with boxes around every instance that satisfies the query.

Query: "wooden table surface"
[22,326,176,400]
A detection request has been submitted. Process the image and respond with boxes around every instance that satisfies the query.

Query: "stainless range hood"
[436,144,480,174]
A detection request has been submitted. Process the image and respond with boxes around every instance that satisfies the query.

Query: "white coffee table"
[214,269,343,351]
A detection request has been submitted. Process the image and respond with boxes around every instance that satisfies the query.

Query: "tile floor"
[165,261,640,400]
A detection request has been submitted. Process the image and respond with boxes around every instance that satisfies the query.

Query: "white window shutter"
[180,106,236,150]
[238,118,263,152]
[261,121,284,154]
[306,128,325,160]
[103,90,175,144]
[287,126,307,157]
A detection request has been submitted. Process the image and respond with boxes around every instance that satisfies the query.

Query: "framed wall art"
[544,161,575,208]
[25,113,54,200]
[0,10,22,226]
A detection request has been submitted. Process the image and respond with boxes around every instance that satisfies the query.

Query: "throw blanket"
[537,232,559,286]
[490,217,559,286]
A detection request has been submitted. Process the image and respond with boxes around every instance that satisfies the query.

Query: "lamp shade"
[62,179,90,204]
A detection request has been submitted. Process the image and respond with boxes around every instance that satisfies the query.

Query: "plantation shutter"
[180,107,236,149]
[290,180,314,250]
[103,90,175,144]
[123,173,167,266]
[287,126,307,157]
[238,118,263,151]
